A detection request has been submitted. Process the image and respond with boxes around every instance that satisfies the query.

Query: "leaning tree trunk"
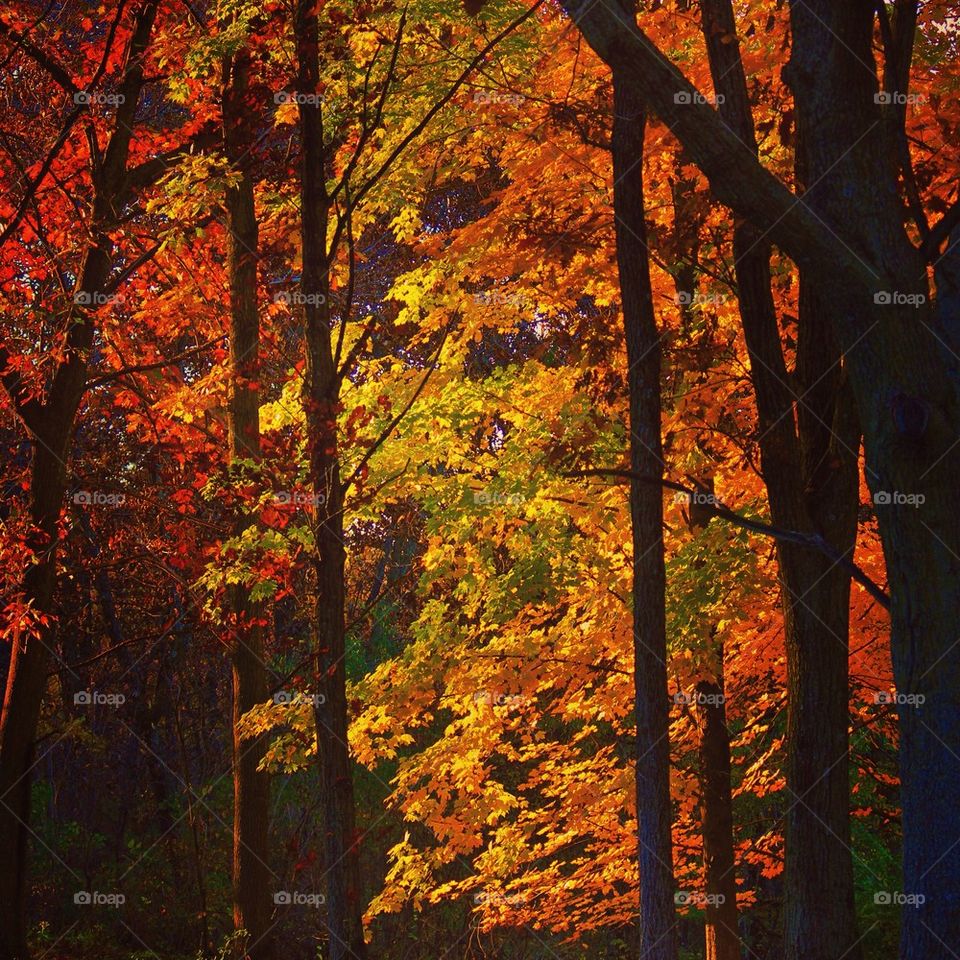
[0,9,158,957]
[699,3,861,956]
[222,42,274,960]
[295,3,367,957]
[611,52,678,960]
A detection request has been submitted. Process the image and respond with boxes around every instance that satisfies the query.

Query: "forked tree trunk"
[295,4,367,957]
[222,43,274,960]
[611,50,678,960]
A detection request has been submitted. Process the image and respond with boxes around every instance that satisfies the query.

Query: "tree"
[557,1,960,955]
[0,6,161,954]
[222,36,274,960]
[610,37,677,960]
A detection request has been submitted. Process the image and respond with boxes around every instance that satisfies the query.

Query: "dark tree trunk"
[222,43,274,960]
[695,677,739,960]
[561,0,960,952]
[784,7,960,956]
[698,4,861,956]
[295,5,367,957]
[611,53,678,960]
[0,8,158,956]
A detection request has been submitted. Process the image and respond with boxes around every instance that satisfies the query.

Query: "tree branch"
[566,468,891,610]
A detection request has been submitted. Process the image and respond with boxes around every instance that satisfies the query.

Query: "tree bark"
[295,4,367,957]
[611,52,678,960]
[695,677,739,960]
[222,42,274,960]
[559,2,960,955]
[698,3,861,957]
[0,7,158,956]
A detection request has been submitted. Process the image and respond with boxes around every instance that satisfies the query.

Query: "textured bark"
[611,56,677,960]
[0,8,158,957]
[295,4,367,957]
[695,678,739,960]
[560,1,960,955]
[222,43,274,960]
[699,3,861,957]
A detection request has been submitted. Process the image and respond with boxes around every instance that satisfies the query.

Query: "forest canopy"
[1,1,959,959]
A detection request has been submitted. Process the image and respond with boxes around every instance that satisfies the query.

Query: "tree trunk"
[695,677,739,960]
[0,12,158,955]
[611,53,678,960]
[222,43,274,960]
[295,5,367,957]
[698,4,861,956]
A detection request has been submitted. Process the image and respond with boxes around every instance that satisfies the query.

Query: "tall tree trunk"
[695,676,739,960]
[295,5,367,957]
[552,1,960,954]
[0,8,158,956]
[699,4,861,956]
[784,7,960,957]
[611,52,678,960]
[222,43,274,960]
